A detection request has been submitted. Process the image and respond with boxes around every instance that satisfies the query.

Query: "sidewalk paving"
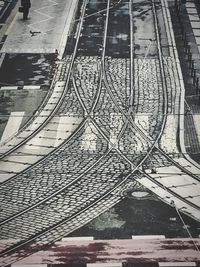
[0,0,78,141]
[169,0,200,163]
[1,0,78,56]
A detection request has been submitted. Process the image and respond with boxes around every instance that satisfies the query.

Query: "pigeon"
[30,30,41,37]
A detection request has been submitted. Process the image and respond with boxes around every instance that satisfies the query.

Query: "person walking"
[21,0,31,21]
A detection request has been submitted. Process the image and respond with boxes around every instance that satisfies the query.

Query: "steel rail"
[0,0,124,191]
[138,170,200,212]
[0,58,67,147]
[0,0,88,161]
[0,0,200,265]
[0,171,134,263]
[0,0,90,186]
[129,0,134,109]
[0,0,120,223]
[0,144,112,225]
[0,0,114,222]
[101,0,200,215]
[0,0,118,259]
[0,0,116,231]
[0,0,123,153]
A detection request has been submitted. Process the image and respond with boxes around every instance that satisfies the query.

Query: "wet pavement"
[106,0,130,58]
[68,195,200,240]
[0,53,53,139]
[0,53,52,87]
[76,0,108,57]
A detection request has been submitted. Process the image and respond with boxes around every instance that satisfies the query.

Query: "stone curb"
[163,0,200,169]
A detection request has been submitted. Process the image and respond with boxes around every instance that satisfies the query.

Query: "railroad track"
[1,2,128,264]
[0,0,125,182]
[0,0,200,265]
[0,0,96,181]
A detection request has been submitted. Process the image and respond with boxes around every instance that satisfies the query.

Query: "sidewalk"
[169,0,200,163]
[1,0,78,56]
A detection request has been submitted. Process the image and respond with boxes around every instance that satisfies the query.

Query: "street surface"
[0,0,200,266]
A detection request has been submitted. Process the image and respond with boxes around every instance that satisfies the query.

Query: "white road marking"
[1,112,25,143]
[23,86,41,90]
[81,121,97,151]
[0,86,18,90]
[132,235,165,239]
[87,264,123,267]
[160,115,178,153]
[54,114,82,147]
[109,113,123,149]
[62,236,94,241]
[159,263,196,267]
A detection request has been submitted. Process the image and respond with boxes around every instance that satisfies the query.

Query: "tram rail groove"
[0,59,66,148]
[0,1,86,160]
[0,0,123,184]
[0,0,89,184]
[2,0,139,241]
[102,0,200,217]
[0,0,198,228]
[0,0,200,265]
[0,0,117,224]
[0,0,122,159]
[0,0,130,227]
[0,0,119,188]
[0,0,117,260]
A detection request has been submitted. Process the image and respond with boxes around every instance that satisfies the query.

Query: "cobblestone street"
[0,0,200,266]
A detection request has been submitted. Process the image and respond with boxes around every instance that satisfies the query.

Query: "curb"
[162,0,200,170]
[0,0,20,40]
[58,0,79,59]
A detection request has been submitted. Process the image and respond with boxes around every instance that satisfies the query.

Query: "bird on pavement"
[30,30,41,37]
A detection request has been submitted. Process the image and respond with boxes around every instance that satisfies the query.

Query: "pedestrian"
[21,0,31,21]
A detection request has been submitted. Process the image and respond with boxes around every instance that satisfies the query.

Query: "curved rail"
[0,0,88,161]
[0,0,115,260]
[1,0,200,266]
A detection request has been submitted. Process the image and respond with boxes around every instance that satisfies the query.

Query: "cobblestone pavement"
[0,0,200,265]
[73,56,101,112]
[0,56,82,182]
[134,58,163,138]
[106,58,131,110]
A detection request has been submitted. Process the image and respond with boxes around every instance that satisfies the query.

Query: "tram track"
[0,0,107,182]
[0,0,88,162]
[0,0,200,265]
[0,0,198,230]
[0,52,74,149]
[0,0,124,184]
[0,0,166,239]
[0,0,114,158]
[0,0,115,218]
[0,0,134,264]
[0,0,126,224]
[100,0,200,218]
